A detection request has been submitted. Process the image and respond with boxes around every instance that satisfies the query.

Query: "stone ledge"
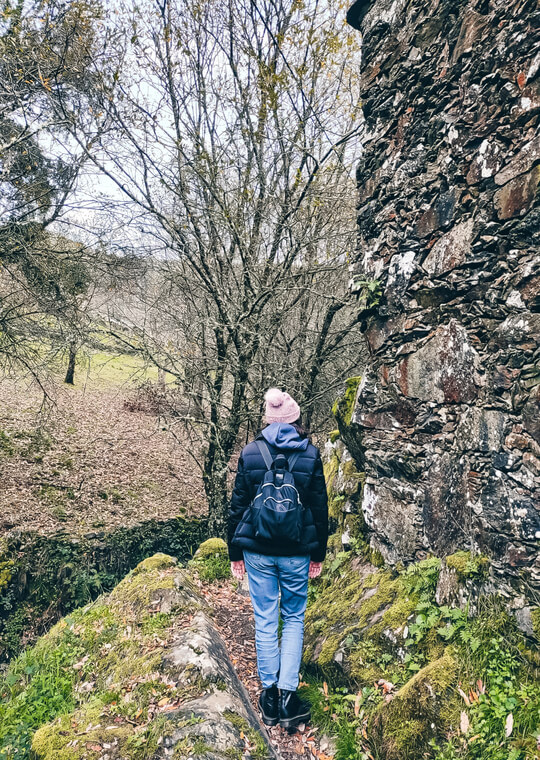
[0,553,275,760]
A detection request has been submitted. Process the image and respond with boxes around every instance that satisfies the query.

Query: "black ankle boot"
[259,684,279,726]
[279,689,311,729]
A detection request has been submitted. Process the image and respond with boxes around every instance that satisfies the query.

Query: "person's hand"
[309,561,323,579]
[231,560,245,580]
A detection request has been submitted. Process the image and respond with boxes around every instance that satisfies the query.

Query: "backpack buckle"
[272,454,289,471]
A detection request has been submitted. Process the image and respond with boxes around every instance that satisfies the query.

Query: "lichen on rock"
[342,0,540,611]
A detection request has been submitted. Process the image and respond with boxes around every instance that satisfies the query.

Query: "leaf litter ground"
[0,377,205,536]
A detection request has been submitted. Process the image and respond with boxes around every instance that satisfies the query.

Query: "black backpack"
[250,441,303,543]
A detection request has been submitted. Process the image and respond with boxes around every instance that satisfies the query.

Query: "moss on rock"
[133,552,178,573]
[0,555,193,758]
[332,376,362,428]
[190,538,231,583]
[2,553,271,760]
[323,441,366,543]
[342,513,367,543]
[193,538,228,561]
[304,563,419,679]
[304,549,540,759]
[323,451,340,495]
[531,607,540,639]
[444,551,489,579]
[32,702,134,760]
[107,557,178,614]
[369,652,459,760]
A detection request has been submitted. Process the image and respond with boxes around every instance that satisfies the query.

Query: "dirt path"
[200,578,334,760]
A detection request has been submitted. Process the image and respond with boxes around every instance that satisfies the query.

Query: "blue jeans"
[243,551,310,692]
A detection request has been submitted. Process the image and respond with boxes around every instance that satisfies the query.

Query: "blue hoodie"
[261,422,309,451]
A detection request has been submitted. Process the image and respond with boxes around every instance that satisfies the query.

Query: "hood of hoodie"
[260,422,309,451]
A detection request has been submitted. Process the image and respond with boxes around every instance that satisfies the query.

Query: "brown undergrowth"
[0,378,205,537]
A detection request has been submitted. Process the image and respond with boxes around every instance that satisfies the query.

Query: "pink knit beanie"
[264,388,301,425]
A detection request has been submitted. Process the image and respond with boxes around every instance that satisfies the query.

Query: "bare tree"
[0,0,108,378]
[66,0,363,534]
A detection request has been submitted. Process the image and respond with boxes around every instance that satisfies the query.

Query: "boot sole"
[259,698,279,727]
[279,709,311,729]
[260,713,279,726]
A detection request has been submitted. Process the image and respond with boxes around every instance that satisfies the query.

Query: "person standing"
[227,388,328,730]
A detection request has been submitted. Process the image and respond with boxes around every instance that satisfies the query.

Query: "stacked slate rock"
[344,0,540,614]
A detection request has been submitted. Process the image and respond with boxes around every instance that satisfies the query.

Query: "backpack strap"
[288,451,301,473]
[256,440,302,473]
[256,440,274,471]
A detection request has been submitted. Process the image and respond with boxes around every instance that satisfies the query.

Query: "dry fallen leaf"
[460,711,470,735]
[457,685,471,706]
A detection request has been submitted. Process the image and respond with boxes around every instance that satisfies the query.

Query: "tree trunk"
[204,458,229,539]
[64,341,77,385]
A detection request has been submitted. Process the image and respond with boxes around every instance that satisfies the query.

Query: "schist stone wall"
[343,0,540,605]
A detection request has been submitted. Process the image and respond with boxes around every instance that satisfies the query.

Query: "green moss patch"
[370,652,459,760]
[224,711,268,759]
[304,562,419,680]
[193,538,228,561]
[332,376,362,428]
[531,607,540,639]
[323,442,366,541]
[444,551,490,579]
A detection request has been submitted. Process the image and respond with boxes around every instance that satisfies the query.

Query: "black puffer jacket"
[228,427,328,562]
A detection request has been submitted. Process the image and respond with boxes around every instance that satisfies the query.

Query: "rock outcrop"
[0,554,273,760]
[341,0,540,606]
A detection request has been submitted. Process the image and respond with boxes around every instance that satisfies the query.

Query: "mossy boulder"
[133,552,179,572]
[0,554,273,760]
[369,652,459,760]
[304,560,419,681]
[193,538,228,561]
[190,538,231,582]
